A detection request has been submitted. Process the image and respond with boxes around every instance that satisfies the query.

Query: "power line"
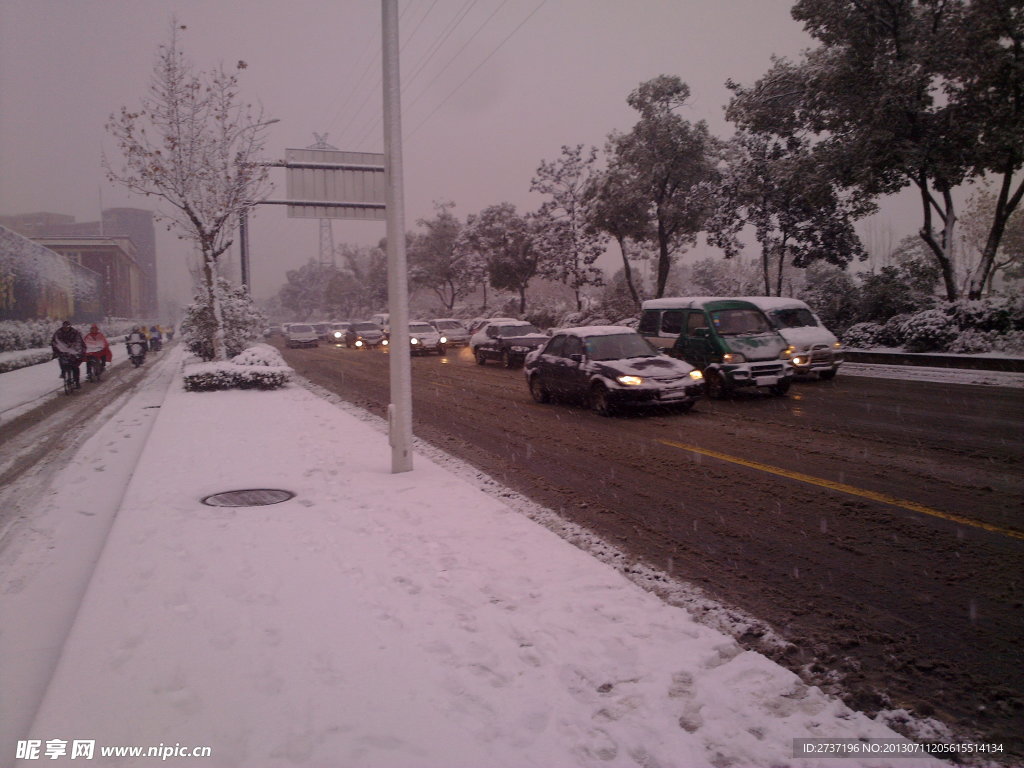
[408,0,547,139]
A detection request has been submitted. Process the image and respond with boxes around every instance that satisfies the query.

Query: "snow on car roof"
[641,296,748,309]
[555,325,638,337]
[737,296,809,310]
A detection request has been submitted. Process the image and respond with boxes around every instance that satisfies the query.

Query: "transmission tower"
[308,133,338,267]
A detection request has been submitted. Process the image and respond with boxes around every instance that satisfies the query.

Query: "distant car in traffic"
[344,321,388,349]
[329,321,352,344]
[429,318,470,346]
[285,323,319,349]
[312,322,332,341]
[524,326,704,416]
[408,321,447,355]
[470,318,548,368]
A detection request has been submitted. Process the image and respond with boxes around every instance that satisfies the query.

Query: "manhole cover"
[201,489,295,507]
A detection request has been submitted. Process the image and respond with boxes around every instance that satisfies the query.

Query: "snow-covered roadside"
[0,345,130,423]
[3,351,956,767]
[841,362,1024,388]
[0,347,181,755]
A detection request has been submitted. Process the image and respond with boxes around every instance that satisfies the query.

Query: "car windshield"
[497,324,539,337]
[710,309,772,336]
[770,308,818,329]
[409,323,434,333]
[353,323,380,332]
[584,333,658,361]
[435,321,463,330]
[290,324,313,333]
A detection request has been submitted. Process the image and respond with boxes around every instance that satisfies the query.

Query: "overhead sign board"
[284,148,386,221]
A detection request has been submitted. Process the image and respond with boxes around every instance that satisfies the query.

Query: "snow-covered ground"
[0,345,131,423]
[3,348,1010,767]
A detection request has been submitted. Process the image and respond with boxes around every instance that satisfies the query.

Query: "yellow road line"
[658,439,1024,541]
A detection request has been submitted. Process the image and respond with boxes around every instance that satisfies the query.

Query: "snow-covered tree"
[408,202,478,314]
[460,203,543,315]
[181,277,265,360]
[105,21,276,359]
[531,145,607,312]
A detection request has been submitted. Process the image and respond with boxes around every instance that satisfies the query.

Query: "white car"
[740,297,843,380]
[408,321,446,355]
[429,318,470,346]
[285,323,319,349]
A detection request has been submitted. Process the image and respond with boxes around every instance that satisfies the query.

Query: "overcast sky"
[1,0,910,306]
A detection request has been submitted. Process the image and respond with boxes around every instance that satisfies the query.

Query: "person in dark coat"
[51,321,85,388]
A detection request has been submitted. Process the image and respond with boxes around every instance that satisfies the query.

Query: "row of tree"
[106,4,1022,360]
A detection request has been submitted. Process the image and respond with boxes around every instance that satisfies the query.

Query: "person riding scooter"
[83,324,113,381]
[126,326,148,367]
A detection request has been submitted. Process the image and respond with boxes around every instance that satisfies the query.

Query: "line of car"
[272,295,843,418]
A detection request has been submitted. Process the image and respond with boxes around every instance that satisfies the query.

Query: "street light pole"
[382,0,413,473]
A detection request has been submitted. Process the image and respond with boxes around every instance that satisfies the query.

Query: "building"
[32,236,142,318]
[0,225,103,322]
[0,208,158,315]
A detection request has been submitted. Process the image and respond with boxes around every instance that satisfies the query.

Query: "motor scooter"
[127,340,147,367]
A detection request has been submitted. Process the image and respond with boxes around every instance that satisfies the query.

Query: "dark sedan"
[524,326,704,416]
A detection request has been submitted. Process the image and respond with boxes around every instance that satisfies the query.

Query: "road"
[276,338,1024,751]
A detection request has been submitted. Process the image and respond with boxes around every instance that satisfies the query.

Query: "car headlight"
[333,331,343,339]
[439,336,447,344]
[783,345,796,358]
[355,340,364,347]
[722,353,746,364]
[688,370,704,381]
[616,375,644,386]
[411,337,419,345]
[792,355,807,366]
[381,338,388,346]
[833,341,842,349]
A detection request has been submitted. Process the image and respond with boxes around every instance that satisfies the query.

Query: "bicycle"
[59,355,79,394]
[85,355,104,383]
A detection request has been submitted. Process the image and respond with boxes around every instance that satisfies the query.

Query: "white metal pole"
[382,0,413,473]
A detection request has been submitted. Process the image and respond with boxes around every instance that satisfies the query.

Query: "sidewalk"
[9,346,946,767]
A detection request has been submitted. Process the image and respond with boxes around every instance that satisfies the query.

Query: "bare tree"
[104,21,276,359]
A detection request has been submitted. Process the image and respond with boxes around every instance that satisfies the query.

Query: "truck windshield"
[770,308,818,328]
[710,309,772,336]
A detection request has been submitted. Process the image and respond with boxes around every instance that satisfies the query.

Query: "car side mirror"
[569,353,584,363]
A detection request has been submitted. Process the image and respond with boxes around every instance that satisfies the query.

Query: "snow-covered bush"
[180,278,266,361]
[899,309,958,353]
[991,330,1024,354]
[878,313,912,347]
[182,343,291,391]
[946,329,995,354]
[841,322,884,349]
[0,348,53,373]
[949,296,1024,333]
[0,319,58,353]
[231,343,287,368]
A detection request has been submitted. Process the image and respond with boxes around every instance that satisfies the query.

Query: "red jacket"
[84,329,113,363]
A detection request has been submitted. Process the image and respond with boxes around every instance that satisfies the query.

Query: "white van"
[638,297,793,397]
[740,297,843,380]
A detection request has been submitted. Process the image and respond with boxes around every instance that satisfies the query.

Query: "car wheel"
[819,369,837,381]
[589,383,614,416]
[706,370,730,399]
[770,379,791,396]
[528,374,550,404]
[437,344,446,355]
[501,350,514,369]
[474,348,486,365]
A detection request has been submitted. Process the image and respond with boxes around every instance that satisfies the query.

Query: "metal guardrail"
[843,350,1024,373]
